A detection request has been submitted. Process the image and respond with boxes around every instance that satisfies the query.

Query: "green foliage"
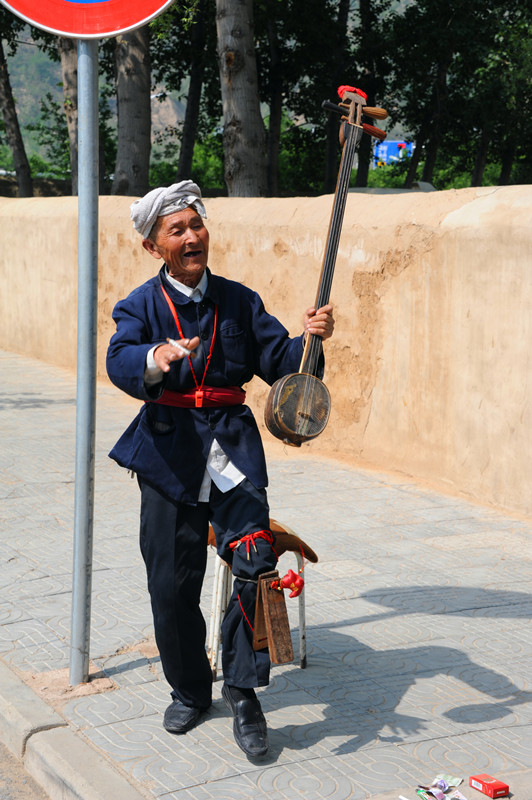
[0,9,26,55]
[366,160,410,188]
[149,127,225,192]
[3,0,532,195]
[191,132,225,193]
[28,152,59,178]
[0,145,14,172]
[149,158,177,187]
[26,93,70,178]
[150,0,201,36]
[277,124,327,196]
[3,33,63,162]
[98,85,118,184]
[368,154,511,191]
[386,0,532,188]
[23,87,117,183]
[149,123,181,186]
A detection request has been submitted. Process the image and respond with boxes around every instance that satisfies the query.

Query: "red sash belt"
[151,385,246,408]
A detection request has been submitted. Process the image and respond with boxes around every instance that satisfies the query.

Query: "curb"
[25,727,147,800]
[0,660,65,758]
[0,660,146,800]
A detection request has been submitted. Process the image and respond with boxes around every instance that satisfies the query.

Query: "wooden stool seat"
[206,518,317,679]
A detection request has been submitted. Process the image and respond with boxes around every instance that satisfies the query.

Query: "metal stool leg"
[296,551,306,668]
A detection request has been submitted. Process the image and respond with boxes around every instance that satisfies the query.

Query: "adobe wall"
[0,186,530,516]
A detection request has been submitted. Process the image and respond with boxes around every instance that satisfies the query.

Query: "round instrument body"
[264,373,331,447]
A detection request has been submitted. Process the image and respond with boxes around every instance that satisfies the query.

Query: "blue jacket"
[107,266,306,503]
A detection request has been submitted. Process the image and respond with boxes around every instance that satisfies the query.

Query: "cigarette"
[166,337,196,357]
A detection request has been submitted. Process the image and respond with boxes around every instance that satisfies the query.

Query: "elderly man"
[106,181,334,758]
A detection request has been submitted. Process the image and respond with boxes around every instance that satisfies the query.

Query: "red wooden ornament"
[279,569,305,598]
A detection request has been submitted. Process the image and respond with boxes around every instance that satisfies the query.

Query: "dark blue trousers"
[138,477,277,709]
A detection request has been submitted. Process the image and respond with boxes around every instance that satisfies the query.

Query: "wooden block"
[252,571,271,652]
[252,570,293,664]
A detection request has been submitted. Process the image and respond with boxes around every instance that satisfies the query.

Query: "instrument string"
[316,124,358,309]
[297,124,358,436]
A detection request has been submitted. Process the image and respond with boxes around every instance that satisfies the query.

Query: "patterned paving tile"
[82,716,246,795]
[1,351,531,800]
[476,725,532,768]
[334,743,433,794]
[64,683,166,729]
[253,757,365,800]
[0,617,62,650]
[0,603,31,625]
[303,676,400,715]
[94,650,161,688]
[399,730,527,776]
[3,639,70,672]
[260,696,460,759]
[157,774,264,799]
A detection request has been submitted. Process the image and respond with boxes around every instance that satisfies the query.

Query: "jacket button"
[201,330,209,340]
[209,420,215,431]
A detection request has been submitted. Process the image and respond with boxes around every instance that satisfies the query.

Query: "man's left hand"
[303,304,334,340]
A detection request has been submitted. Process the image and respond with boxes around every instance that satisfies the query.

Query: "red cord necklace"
[160,283,218,408]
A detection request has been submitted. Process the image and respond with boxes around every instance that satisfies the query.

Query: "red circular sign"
[0,0,175,38]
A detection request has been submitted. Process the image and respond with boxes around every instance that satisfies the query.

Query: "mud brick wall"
[1,186,530,515]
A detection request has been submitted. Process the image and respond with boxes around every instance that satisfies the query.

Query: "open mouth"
[183,249,202,260]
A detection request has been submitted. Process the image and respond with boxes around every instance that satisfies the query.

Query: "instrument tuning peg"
[322,100,345,116]
[363,106,388,121]
[362,123,387,142]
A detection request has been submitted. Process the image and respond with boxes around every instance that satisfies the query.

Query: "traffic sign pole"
[70,39,99,687]
[0,0,176,685]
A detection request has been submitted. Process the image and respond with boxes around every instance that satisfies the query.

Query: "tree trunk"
[421,132,440,184]
[354,0,377,188]
[403,136,423,188]
[404,115,429,188]
[266,17,282,196]
[470,128,490,186]
[420,56,450,186]
[215,0,267,196]
[323,0,350,193]
[58,37,78,195]
[498,138,515,185]
[354,132,372,187]
[0,39,32,197]
[177,0,207,181]
[112,26,151,196]
[323,113,341,194]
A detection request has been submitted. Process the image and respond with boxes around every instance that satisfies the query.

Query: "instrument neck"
[300,121,361,376]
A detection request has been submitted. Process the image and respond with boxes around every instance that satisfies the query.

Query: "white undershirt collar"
[165,268,208,303]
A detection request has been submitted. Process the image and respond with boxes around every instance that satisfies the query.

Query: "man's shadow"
[268,585,531,757]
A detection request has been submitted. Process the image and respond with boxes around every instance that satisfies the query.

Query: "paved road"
[0,350,530,800]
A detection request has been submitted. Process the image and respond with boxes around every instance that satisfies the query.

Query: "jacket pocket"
[218,323,248,367]
[145,405,176,435]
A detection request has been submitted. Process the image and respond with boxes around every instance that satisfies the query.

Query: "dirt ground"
[0,740,48,800]
[20,661,116,709]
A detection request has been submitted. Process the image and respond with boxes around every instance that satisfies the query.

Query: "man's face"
[142,206,209,287]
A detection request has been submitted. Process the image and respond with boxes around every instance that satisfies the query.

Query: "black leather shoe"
[222,683,268,757]
[163,700,208,734]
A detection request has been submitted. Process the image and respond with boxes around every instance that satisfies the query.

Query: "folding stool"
[206,519,318,680]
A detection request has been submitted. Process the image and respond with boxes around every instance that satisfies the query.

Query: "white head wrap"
[130,180,207,239]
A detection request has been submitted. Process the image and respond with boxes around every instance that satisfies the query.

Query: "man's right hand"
[153,337,200,373]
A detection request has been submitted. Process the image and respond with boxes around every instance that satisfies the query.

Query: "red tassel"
[337,84,368,102]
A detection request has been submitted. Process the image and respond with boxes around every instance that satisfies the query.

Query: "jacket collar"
[158,265,221,305]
